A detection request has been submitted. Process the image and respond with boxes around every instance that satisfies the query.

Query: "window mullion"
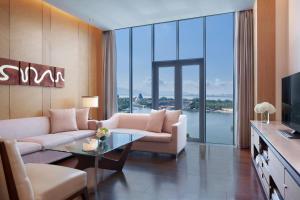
[129,28,133,113]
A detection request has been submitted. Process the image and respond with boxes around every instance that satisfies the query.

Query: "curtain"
[103,31,117,119]
[236,10,254,148]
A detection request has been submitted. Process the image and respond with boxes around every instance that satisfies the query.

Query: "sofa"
[99,113,187,155]
[0,116,98,156]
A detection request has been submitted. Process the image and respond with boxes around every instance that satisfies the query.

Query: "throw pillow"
[162,110,182,133]
[76,108,89,130]
[49,108,78,133]
[145,109,166,133]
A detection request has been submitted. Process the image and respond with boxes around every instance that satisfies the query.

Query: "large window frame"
[116,13,235,145]
[152,59,205,141]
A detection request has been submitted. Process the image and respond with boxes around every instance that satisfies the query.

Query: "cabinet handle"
[283,184,288,189]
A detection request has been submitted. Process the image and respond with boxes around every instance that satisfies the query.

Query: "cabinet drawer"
[251,127,260,151]
[269,150,285,196]
[251,130,254,158]
[284,170,300,200]
[261,158,270,184]
[258,166,270,198]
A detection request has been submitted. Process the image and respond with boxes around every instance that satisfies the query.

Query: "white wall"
[275,0,289,120]
[288,0,300,74]
[275,0,300,120]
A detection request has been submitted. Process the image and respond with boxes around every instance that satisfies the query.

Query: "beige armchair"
[0,139,89,200]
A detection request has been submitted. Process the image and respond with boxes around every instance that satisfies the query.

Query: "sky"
[116,12,234,99]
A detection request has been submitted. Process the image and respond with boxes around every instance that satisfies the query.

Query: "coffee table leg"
[75,142,133,171]
[75,155,94,170]
[98,142,133,171]
[94,152,104,198]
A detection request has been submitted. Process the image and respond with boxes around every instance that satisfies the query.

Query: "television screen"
[282,72,300,133]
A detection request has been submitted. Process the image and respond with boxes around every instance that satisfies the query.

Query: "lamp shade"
[82,96,98,108]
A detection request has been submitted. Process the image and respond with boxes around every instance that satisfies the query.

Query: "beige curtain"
[236,10,254,148]
[103,31,117,119]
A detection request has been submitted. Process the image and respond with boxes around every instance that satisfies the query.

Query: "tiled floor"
[87,142,265,200]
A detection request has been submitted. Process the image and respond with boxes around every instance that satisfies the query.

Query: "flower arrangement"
[254,102,276,124]
[96,127,111,141]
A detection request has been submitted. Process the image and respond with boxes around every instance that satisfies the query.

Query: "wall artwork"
[0,58,64,88]
[0,58,20,85]
[55,67,65,88]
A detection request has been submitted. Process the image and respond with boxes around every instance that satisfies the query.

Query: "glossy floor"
[87,142,265,200]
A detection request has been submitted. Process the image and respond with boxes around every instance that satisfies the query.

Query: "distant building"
[135,93,144,104]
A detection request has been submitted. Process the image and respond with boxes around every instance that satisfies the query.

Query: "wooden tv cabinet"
[251,121,300,200]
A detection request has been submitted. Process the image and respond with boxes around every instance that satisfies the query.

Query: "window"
[179,18,204,59]
[116,28,130,112]
[205,13,234,144]
[115,13,235,145]
[154,22,176,61]
[132,25,152,113]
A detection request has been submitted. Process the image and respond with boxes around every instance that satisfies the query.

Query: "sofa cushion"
[118,113,149,130]
[17,142,42,155]
[111,128,172,143]
[25,163,86,200]
[145,109,166,133]
[49,108,78,133]
[19,134,74,149]
[57,130,96,140]
[0,117,50,139]
[163,110,182,133]
[76,108,89,130]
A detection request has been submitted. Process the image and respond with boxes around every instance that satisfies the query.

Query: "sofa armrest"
[88,120,100,130]
[98,114,119,129]
[171,115,187,154]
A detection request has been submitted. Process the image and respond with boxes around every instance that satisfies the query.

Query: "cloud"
[159,79,167,86]
[206,78,232,88]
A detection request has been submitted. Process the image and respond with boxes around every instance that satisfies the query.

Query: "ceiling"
[46,0,255,30]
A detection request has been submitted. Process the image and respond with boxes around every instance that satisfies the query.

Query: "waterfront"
[118,95,234,145]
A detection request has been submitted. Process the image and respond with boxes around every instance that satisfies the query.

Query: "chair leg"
[81,187,89,200]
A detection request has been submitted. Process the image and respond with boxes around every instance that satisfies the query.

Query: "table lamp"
[81,96,98,119]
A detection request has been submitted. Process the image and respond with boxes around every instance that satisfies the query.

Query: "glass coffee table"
[48,132,144,171]
[49,132,144,196]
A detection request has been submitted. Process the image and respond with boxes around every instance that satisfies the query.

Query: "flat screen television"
[282,72,300,134]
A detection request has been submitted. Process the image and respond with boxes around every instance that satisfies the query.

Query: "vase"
[262,112,270,124]
[99,136,106,141]
[96,139,103,152]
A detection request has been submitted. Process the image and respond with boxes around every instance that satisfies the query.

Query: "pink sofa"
[99,113,187,155]
[0,117,98,156]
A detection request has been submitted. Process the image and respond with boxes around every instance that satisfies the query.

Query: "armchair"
[0,139,89,200]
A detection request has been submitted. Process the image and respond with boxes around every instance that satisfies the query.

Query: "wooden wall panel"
[254,0,276,120]
[10,0,43,118]
[42,4,51,116]
[0,0,10,119]
[50,7,79,109]
[78,23,90,102]
[275,0,289,120]
[89,27,102,119]
[0,0,103,119]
